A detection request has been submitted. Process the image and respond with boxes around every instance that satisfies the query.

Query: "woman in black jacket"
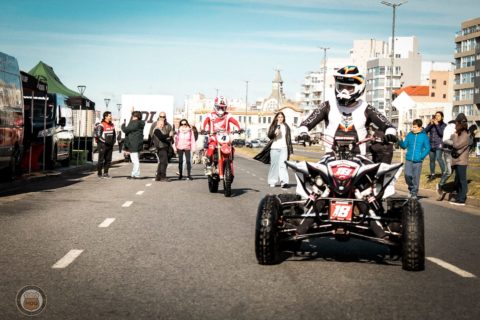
[254,112,293,188]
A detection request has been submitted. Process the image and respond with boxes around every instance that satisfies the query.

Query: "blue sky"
[1,0,478,112]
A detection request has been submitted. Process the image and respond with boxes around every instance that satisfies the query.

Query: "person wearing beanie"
[425,111,447,182]
[449,113,469,206]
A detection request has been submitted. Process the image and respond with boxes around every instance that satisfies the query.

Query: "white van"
[120,94,174,160]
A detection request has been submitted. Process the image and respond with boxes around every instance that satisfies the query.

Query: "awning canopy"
[28,61,95,109]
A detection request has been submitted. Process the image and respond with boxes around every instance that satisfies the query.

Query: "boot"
[187,169,193,180]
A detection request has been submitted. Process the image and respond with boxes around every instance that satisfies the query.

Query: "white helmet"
[214,96,228,117]
[334,66,365,106]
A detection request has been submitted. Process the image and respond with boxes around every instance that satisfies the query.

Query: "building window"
[431,92,435,97]
[443,80,447,85]
[443,94,446,99]
[294,117,298,124]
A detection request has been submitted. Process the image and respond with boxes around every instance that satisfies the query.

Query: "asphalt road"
[0,155,479,319]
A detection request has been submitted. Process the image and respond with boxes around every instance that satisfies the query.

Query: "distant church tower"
[263,69,286,112]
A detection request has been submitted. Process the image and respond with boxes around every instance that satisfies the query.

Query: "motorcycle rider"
[298,66,397,157]
[202,96,241,179]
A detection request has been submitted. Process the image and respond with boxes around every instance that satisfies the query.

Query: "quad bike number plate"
[329,201,353,221]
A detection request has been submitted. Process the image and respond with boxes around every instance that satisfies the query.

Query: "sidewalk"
[395,183,480,209]
[0,148,125,191]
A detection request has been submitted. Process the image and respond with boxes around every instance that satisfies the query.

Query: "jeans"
[268,148,289,185]
[177,149,192,177]
[429,148,445,175]
[404,160,422,196]
[453,165,468,202]
[130,152,140,177]
[438,151,453,187]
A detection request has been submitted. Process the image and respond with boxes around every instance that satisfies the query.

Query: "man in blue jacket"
[399,119,431,199]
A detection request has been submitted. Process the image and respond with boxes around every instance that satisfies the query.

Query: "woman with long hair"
[173,119,196,180]
[262,112,293,188]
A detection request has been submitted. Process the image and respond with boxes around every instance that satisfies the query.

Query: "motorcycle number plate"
[329,201,353,221]
[217,133,230,143]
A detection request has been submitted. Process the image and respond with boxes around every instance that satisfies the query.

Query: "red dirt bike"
[202,129,242,197]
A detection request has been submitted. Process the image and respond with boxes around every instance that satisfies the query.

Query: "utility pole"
[245,80,249,139]
[381,1,407,119]
[319,47,330,103]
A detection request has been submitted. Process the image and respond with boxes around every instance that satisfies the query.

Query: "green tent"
[29,61,83,97]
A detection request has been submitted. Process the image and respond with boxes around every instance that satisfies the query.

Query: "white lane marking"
[259,178,265,181]
[52,249,84,269]
[136,191,144,195]
[252,173,256,177]
[98,218,115,228]
[122,201,133,207]
[427,257,476,278]
[146,183,152,187]
[246,171,251,174]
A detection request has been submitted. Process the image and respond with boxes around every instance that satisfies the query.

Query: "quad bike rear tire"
[255,195,282,265]
[223,160,232,197]
[401,199,425,271]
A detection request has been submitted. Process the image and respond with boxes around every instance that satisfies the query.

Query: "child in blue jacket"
[399,119,431,199]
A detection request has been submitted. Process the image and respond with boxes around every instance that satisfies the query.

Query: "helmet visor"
[336,83,356,94]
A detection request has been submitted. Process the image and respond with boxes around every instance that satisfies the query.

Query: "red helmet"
[214,96,228,116]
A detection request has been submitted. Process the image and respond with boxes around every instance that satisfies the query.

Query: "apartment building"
[365,36,422,127]
[453,17,480,130]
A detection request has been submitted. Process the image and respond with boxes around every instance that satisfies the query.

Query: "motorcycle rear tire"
[255,194,282,265]
[401,199,425,271]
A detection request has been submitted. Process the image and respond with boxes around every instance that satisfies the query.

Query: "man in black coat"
[122,110,145,179]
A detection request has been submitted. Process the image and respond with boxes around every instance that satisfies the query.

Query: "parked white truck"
[119,94,175,160]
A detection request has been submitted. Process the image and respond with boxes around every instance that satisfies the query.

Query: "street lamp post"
[381,0,407,120]
[117,103,121,126]
[77,85,86,166]
[245,80,249,139]
[318,47,330,103]
[104,98,110,110]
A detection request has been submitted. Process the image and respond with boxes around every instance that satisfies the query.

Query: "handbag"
[451,146,466,159]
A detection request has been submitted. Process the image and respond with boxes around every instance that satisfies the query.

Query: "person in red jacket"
[95,111,116,178]
[202,96,241,179]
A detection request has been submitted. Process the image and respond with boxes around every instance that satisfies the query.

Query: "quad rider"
[298,65,397,158]
[202,96,241,179]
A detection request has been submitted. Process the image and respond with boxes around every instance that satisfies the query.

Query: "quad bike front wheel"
[401,199,425,271]
[255,195,282,265]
